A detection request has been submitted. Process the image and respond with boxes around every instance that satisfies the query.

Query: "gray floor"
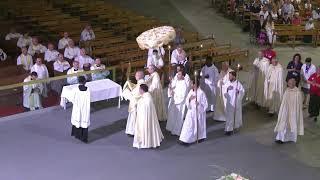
[1,0,320,179]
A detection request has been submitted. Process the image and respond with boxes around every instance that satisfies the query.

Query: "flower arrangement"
[216,173,249,180]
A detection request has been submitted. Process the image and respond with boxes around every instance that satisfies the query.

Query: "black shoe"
[127,134,134,137]
[224,131,233,136]
[198,138,206,143]
[275,140,284,144]
[178,140,190,146]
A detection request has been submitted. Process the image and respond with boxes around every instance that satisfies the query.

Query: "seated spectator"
[44,43,59,63]
[292,12,302,26]
[64,39,80,62]
[75,48,94,70]
[90,58,110,81]
[281,12,292,24]
[31,58,49,97]
[286,53,303,86]
[312,7,320,20]
[281,0,295,18]
[0,48,7,61]
[292,0,301,12]
[171,44,189,73]
[5,28,22,41]
[54,53,70,75]
[147,49,164,70]
[304,0,312,18]
[270,6,279,22]
[28,37,47,57]
[58,32,71,50]
[303,18,315,43]
[17,47,33,71]
[17,33,32,48]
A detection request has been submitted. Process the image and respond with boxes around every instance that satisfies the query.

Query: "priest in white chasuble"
[145,65,167,121]
[179,79,208,144]
[17,47,33,71]
[224,71,245,135]
[71,76,91,143]
[31,58,49,97]
[200,56,219,112]
[264,58,284,116]
[122,70,145,136]
[214,61,233,122]
[250,51,270,107]
[274,78,304,144]
[23,72,43,111]
[67,61,84,85]
[166,70,188,136]
[133,84,164,149]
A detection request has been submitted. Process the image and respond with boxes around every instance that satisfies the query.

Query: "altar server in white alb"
[71,76,91,143]
[31,58,49,97]
[122,70,145,136]
[166,70,188,136]
[133,84,164,149]
[214,62,233,121]
[28,37,47,57]
[5,28,22,41]
[179,78,208,144]
[251,51,270,107]
[0,48,7,61]
[173,65,190,89]
[148,46,165,59]
[23,71,43,111]
[67,61,83,85]
[90,58,110,81]
[17,47,33,71]
[147,49,164,70]
[76,48,94,70]
[58,32,71,50]
[145,65,167,121]
[274,78,304,144]
[224,71,245,135]
[200,56,219,112]
[17,33,32,48]
[264,58,284,116]
[300,57,316,108]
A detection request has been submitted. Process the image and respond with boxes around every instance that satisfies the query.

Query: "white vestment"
[147,56,164,68]
[250,57,270,106]
[214,68,233,121]
[76,55,94,69]
[179,88,208,143]
[148,47,165,57]
[23,76,43,110]
[17,36,32,48]
[53,60,70,73]
[31,64,49,96]
[64,46,80,60]
[133,92,164,149]
[80,29,95,41]
[5,32,22,40]
[166,79,188,135]
[264,63,284,113]
[58,37,71,50]
[71,87,91,128]
[122,79,145,135]
[170,49,187,65]
[28,44,47,56]
[301,64,316,89]
[146,72,167,121]
[44,49,59,62]
[200,64,219,111]
[67,68,83,84]
[224,80,245,132]
[90,64,110,81]
[173,73,190,89]
[17,54,33,71]
[0,49,7,61]
[274,87,304,142]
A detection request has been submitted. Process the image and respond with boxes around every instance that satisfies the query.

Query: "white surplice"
[80,29,95,41]
[147,55,164,68]
[147,47,165,57]
[67,68,83,85]
[250,57,270,106]
[146,72,167,121]
[90,64,110,81]
[31,64,49,96]
[53,60,70,73]
[214,68,233,121]
[133,92,164,149]
[17,36,32,48]
[274,87,304,142]
[5,32,22,40]
[71,87,91,128]
[170,49,187,65]
[58,37,71,50]
[224,80,245,132]
[200,64,219,111]
[0,49,7,61]
[166,79,188,135]
[173,73,190,89]
[17,54,33,71]
[122,79,145,135]
[76,55,94,69]
[179,88,208,143]
[301,63,316,89]
[28,43,47,56]
[264,63,284,114]
[44,49,59,62]
[23,76,43,110]
[64,46,80,60]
